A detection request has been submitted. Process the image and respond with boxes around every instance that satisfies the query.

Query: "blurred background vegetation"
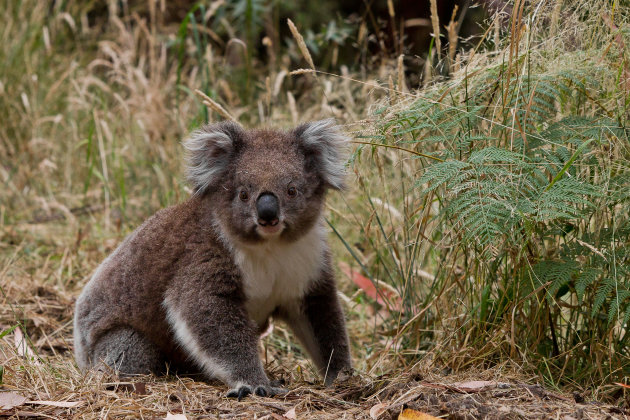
[1,0,629,408]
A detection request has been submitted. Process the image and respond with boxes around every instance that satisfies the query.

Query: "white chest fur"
[233,224,326,327]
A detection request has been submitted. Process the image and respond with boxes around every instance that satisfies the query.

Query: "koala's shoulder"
[143,199,243,292]
[128,197,204,242]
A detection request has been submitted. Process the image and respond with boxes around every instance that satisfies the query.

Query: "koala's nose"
[256,193,279,226]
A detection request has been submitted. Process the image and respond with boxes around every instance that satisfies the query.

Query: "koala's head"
[184,119,349,244]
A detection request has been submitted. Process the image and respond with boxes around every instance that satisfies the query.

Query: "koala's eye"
[287,186,297,197]
[239,190,249,201]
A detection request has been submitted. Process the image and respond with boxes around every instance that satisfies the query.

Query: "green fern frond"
[535,178,598,221]
[576,267,603,302]
[415,160,468,194]
[608,289,630,323]
[592,278,615,317]
[532,261,577,302]
[468,147,529,165]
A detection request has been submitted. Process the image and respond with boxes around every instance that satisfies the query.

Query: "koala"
[73,119,352,399]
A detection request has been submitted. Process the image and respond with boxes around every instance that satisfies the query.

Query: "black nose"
[256,193,279,226]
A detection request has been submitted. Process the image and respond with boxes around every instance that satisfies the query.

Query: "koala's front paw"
[226,384,288,400]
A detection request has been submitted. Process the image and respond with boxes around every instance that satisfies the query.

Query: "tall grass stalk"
[345,0,630,394]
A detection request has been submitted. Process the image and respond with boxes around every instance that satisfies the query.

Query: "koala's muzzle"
[256,193,279,226]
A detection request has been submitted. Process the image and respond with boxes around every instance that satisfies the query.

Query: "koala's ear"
[293,119,350,190]
[183,121,244,194]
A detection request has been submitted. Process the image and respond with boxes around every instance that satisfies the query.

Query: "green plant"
[345,0,630,391]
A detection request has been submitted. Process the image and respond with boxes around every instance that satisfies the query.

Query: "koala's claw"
[254,386,268,397]
[227,385,288,400]
[226,385,251,400]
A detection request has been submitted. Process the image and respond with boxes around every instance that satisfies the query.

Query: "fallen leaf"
[388,389,423,409]
[521,384,545,398]
[133,382,148,395]
[339,262,402,311]
[13,328,40,365]
[27,400,83,408]
[165,414,188,420]
[260,321,274,339]
[450,380,498,392]
[417,382,449,390]
[107,382,149,395]
[284,407,297,419]
[398,408,441,420]
[0,392,27,410]
[370,402,388,419]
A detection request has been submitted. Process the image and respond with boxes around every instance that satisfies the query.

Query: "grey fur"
[293,118,350,190]
[74,120,352,398]
[91,327,165,374]
[184,121,244,194]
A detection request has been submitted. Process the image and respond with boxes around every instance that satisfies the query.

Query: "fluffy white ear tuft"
[183,122,244,194]
[293,119,350,190]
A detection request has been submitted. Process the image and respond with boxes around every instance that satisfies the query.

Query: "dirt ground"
[1,304,628,420]
[1,363,629,419]
[0,219,628,419]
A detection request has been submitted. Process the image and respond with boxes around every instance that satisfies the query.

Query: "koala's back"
[73,197,231,370]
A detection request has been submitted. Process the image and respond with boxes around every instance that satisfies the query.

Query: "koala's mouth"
[256,220,284,238]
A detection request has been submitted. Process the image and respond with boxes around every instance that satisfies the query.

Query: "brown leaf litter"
[0,225,628,419]
[0,348,628,420]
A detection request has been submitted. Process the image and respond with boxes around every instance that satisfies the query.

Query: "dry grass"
[1,0,629,418]
[1,298,626,420]
[341,0,630,406]
[4,207,619,418]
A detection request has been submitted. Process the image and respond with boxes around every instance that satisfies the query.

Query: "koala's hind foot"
[91,327,165,376]
[226,384,288,400]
